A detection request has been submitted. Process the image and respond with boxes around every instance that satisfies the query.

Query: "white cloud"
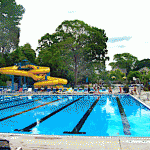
[108,36,132,43]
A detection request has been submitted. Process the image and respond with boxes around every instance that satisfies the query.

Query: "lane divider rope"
[0,98,61,122]
[14,97,83,132]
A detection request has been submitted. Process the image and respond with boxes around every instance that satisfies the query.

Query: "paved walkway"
[0,91,150,149]
[132,91,150,107]
[1,133,150,150]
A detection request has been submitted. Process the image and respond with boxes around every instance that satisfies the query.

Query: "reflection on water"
[48,99,68,107]
[68,96,73,100]
[27,96,32,100]
[34,112,44,117]
[32,127,40,134]
[36,118,40,126]
[31,119,40,134]
[102,97,115,114]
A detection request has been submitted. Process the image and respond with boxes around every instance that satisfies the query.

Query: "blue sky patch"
[107,36,132,43]
[117,45,126,48]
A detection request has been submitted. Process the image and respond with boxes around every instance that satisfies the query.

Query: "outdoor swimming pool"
[0,94,150,137]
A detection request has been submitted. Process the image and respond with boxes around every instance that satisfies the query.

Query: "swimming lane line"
[0,97,27,105]
[0,98,45,111]
[63,97,100,134]
[0,99,60,122]
[14,97,82,132]
[116,96,131,135]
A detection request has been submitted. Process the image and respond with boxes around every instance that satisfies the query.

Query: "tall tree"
[21,43,36,63]
[0,74,10,86]
[0,53,6,67]
[10,47,26,64]
[9,44,36,64]
[133,59,150,71]
[36,37,70,80]
[0,0,25,56]
[55,20,109,85]
[3,53,13,66]
[127,71,142,83]
[109,53,138,75]
[107,69,126,83]
[37,20,109,85]
[86,27,109,67]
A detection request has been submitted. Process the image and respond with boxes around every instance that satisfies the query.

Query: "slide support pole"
[45,72,50,80]
[19,76,21,89]
[24,76,26,84]
[11,75,14,91]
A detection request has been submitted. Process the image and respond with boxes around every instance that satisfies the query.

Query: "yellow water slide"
[0,65,67,88]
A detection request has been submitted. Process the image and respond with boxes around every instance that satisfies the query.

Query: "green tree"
[10,47,26,64]
[9,44,36,64]
[0,53,6,67]
[3,52,13,66]
[36,41,70,81]
[0,74,10,86]
[109,53,138,75]
[127,70,150,90]
[133,59,150,71]
[36,20,109,85]
[127,71,142,83]
[54,36,89,85]
[0,0,25,56]
[55,20,109,85]
[86,27,109,66]
[21,43,36,63]
[0,52,14,68]
[107,69,125,83]
[98,70,109,82]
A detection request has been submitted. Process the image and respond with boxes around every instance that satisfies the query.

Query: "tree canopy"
[36,20,109,85]
[133,59,150,71]
[0,0,25,55]
[20,43,36,63]
[107,69,125,83]
[127,71,142,82]
[109,53,138,75]
[10,43,36,64]
[0,74,10,86]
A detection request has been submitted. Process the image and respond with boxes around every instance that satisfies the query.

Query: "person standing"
[119,86,122,93]
[109,86,112,93]
[97,86,100,94]
[134,86,137,94]
[130,90,134,95]
[88,86,90,93]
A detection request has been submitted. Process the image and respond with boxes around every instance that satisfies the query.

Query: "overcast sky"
[16,0,150,70]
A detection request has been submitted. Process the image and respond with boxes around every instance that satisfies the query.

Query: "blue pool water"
[77,89,108,92]
[0,94,150,137]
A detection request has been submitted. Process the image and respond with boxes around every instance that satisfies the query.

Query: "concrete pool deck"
[1,133,150,150]
[1,91,150,149]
